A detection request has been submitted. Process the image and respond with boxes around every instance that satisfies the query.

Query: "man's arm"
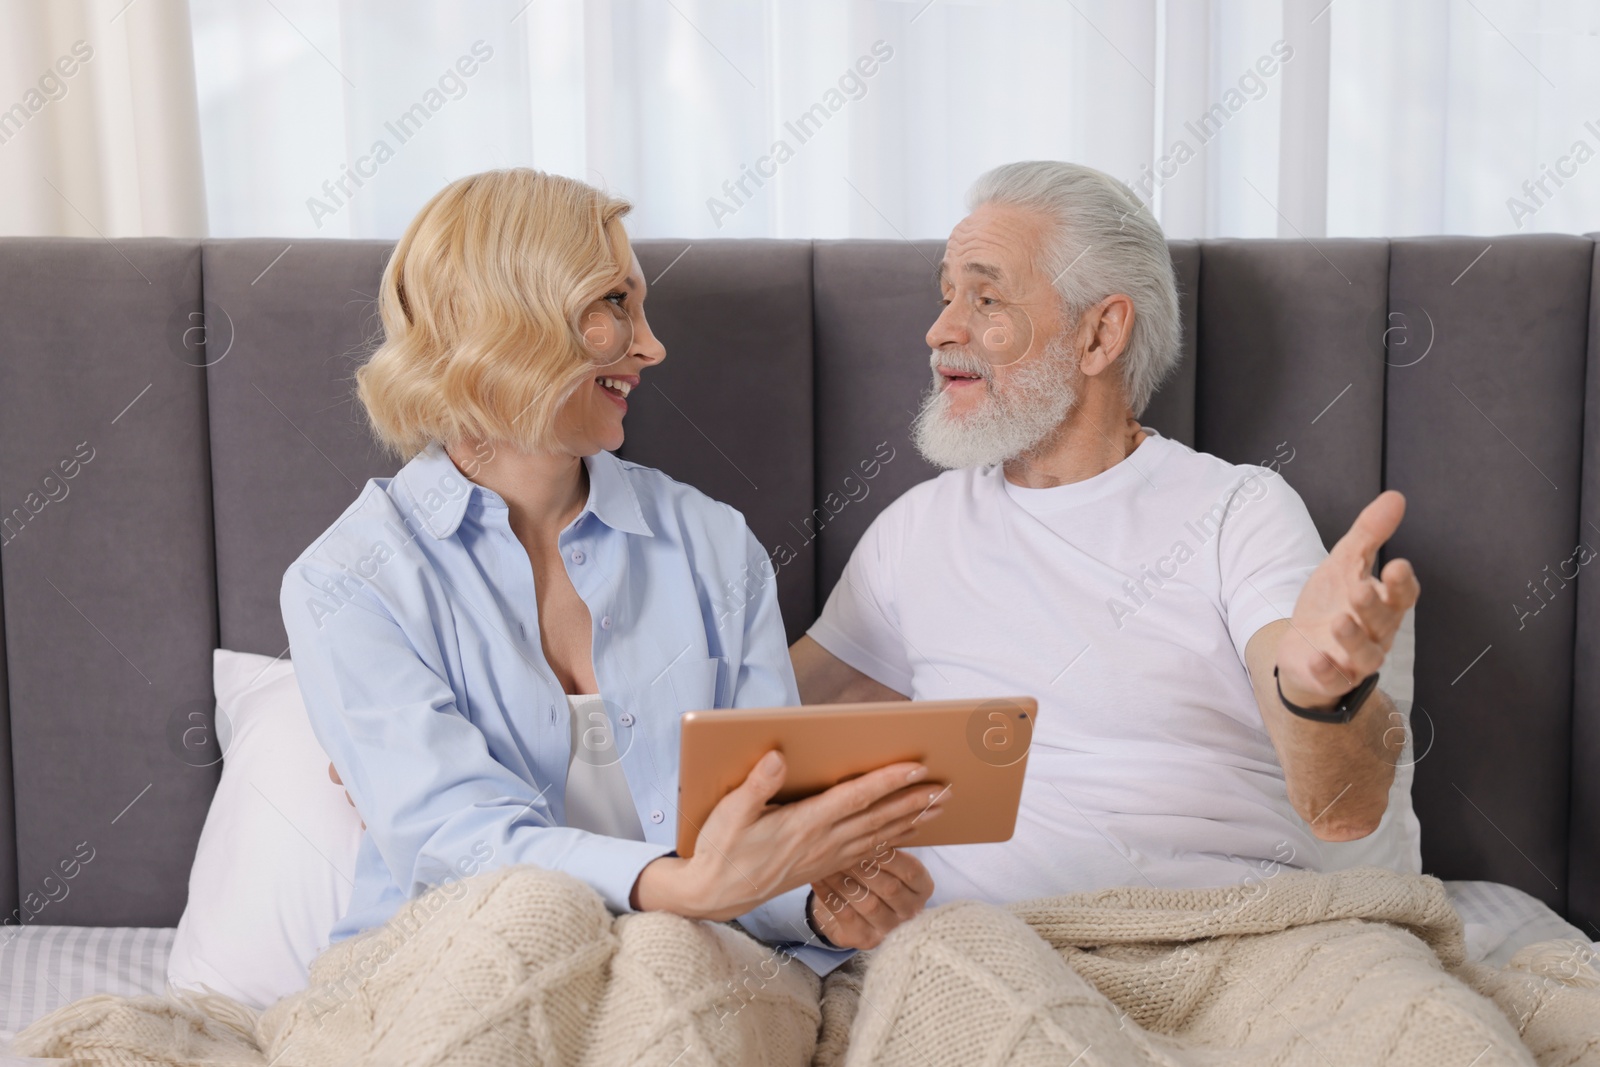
[1248,490,1418,841]
[1245,620,1400,840]
[791,634,908,705]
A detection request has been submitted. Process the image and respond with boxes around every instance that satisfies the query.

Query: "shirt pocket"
[660,655,723,712]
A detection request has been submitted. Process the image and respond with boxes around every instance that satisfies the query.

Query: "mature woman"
[278,169,944,1046]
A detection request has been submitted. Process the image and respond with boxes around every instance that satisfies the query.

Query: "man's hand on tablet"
[808,845,934,950]
[630,750,946,923]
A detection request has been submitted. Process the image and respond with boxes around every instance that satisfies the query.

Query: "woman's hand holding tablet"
[633,698,1037,947]
[628,752,947,923]
[675,697,1037,859]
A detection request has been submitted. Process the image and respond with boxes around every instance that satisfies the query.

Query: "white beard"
[912,336,1080,470]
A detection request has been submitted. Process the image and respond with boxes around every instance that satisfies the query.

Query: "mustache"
[928,348,991,378]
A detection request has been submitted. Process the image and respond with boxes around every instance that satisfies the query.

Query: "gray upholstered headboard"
[0,234,1595,937]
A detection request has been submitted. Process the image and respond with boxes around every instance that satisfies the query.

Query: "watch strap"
[1274,666,1380,724]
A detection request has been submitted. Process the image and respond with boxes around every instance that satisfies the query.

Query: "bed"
[0,880,1591,1057]
[0,233,1595,1056]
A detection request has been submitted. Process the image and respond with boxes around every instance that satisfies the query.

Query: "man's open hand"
[1277,490,1420,709]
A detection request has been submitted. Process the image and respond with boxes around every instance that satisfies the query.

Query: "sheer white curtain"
[1328,0,1600,237]
[171,0,1600,241]
[0,0,205,237]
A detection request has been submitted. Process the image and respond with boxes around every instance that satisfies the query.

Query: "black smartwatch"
[1274,666,1380,725]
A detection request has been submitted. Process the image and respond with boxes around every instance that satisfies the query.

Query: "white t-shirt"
[809,430,1347,907]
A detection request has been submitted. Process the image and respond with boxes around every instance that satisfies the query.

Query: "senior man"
[794,160,1418,952]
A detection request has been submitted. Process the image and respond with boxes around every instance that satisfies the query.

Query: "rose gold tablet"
[674,697,1037,859]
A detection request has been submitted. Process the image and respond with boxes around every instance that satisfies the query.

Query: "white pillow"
[1317,604,1422,874]
[167,650,363,1010]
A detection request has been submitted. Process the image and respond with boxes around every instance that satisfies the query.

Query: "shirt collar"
[580,448,654,537]
[395,441,476,539]
[396,442,653,540]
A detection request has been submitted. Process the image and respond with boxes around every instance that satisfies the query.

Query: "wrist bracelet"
[805,890,841,949]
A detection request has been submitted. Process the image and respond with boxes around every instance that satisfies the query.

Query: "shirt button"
[600,615,612,630]
[619,712,635,727]
[649,809,664,824]
[570,548,585,565]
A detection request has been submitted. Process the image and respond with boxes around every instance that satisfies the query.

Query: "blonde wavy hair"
[356,168,633,459]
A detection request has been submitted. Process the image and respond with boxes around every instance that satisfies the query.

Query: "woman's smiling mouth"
[597,374,638,408]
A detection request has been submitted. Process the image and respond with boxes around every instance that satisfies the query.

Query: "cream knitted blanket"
[13,866,822,1066]
[14,865,1599,1066]
[816,866,1600,1066]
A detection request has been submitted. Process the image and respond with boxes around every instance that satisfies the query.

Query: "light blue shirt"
[280,441,849,974]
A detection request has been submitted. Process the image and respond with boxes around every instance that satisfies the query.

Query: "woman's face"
[552,251,666,455]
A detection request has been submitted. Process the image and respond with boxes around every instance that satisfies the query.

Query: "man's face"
[914,202,1081,469]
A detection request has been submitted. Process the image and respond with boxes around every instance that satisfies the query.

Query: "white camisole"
[563,693,645,841]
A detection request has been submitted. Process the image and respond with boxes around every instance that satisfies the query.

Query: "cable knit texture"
[821,866,1600,1066]
[12,866,1598,1066]
[12,866,820,1066]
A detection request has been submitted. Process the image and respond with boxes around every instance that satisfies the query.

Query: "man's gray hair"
[968,161,1181,416]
